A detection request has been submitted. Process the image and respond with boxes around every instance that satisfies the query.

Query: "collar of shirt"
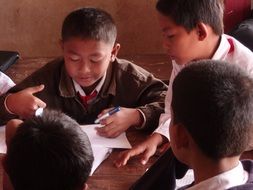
[187,161,249,190]
[73,72,107,96]
[212,34,232,61]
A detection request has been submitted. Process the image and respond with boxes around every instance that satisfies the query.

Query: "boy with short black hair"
[4,110,94,190]
[115,0,253,167]
[0,8,167,137]
[171,60,253,189]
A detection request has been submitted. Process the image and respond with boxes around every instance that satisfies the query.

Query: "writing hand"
[96,107,142,138]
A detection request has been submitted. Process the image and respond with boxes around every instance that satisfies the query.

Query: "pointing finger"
[25,84,45,94]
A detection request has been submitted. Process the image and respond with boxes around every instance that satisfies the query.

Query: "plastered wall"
[0,0,164,58]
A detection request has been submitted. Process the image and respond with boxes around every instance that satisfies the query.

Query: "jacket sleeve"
[0,93,17,125]
[136,73,168,133]
[115,59,168,133]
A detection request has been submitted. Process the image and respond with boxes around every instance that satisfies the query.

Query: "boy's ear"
[111,43,121,62]
[196,22,208,41]
[173,123,190,150]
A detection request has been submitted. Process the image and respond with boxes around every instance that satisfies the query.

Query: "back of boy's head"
[62,7,117,44]
[5,110,94,190]
[171,60,253,160]
[156,0,224,35]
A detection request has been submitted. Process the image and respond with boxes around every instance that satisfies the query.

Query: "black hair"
[61,7,117,44]
[156,0,224,35]
[172,60,253,160]
[5,110,94,190]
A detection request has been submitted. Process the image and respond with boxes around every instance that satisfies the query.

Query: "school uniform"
[179,160,253,190]
[154,34,253,140]
[0,57,167,130]
[0,72,15,95]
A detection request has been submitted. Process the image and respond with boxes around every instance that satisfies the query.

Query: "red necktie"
[78,91,97,107]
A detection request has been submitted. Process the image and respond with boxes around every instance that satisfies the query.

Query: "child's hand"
[96,107,143,138]
[6,85,46,118]
[114,133,165,167]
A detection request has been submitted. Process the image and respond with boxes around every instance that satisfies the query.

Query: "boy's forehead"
[63,37,114,50]
[157,13,179,31]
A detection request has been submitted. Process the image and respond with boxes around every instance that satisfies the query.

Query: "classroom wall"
[0,0,164,58]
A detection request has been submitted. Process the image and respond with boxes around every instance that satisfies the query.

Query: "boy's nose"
[80,62,91,73]
[163,41,170,50]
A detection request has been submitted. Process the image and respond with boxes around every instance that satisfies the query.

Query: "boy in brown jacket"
[0,8,167,137]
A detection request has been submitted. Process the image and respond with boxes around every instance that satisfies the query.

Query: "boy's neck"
[192,155,240,184]
[82,77,102,95]
[199,34,221,60]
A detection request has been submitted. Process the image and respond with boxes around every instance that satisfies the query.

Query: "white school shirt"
[187,161,249,190]
[0,72,15,95]
[155,34,253,140]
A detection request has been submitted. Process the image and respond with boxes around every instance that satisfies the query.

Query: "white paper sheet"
[90,146,112,175]
[80,124,132,149]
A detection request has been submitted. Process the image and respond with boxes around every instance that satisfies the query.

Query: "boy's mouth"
[78,74,92,79]
[77,76,93,83]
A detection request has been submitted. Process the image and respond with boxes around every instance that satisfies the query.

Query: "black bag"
[229,10,253,51]
[130,148,189,190]
[0,51,19,72]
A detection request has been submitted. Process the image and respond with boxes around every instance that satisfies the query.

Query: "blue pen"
[94,106,121,124]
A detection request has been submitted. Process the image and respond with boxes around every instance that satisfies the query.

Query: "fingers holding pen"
[96,115,121,138]
[96,107,139,138]
[95,107,122,137]
[95,107,120,124]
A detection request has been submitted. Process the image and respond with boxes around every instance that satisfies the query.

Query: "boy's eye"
[90,58,103,64]
[163,32,175,39]
[69,55,80,61]
[166,34,175,39]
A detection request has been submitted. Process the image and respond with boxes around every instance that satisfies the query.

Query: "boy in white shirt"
[115,0,253,167]
[170,60,253,190]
